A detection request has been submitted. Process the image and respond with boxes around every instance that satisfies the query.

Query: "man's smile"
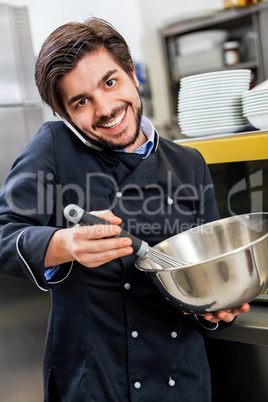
[98,108,126,129]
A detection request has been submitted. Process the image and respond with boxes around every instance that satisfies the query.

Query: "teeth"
[101,109,126,129]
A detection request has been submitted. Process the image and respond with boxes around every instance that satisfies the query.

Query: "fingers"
[203,303,251,323]
[75,239,133,267]
[238,303,251,313]
[71,222,121,240]
[90,209,122,225]
[68,223,133,268]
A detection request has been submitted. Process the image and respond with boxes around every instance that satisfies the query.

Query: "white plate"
[180,79,251,91]
[242,102,268,111]
[242,102,268,110]
[178,103,243,116]
[179,86,248,95]
[179,106,241,113]
[242,88,268,96]
[242,104,268,113]
[180,85,250,95]
[245,113,268,130]
[243,106,268,113]
[242,92,268,101]
[242,97,268,106]
[179,116,244,125]
[178,99,243,113]
[178,94,243,103]
[242,94,268,105]
[243,108,268,116]
[180,69,251,84]
[177,30,228,55]
[179,95,242,105]
[179,88,249,99]
[179,119,247,130]
[179,110,243,120]
[178,92,242,103]
[179,114,246,122]
[178,91,242,104]
[243,104,268,112]
[179,100,241,107]
[179,89,244,99]
[242,88,268,98]
[181,124,248,137]
[179,120,247,131]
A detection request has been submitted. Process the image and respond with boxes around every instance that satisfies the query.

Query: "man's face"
[58,49,143,151]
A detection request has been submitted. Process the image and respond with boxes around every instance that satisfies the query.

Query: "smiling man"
[0,18,249,402]
[59,51,144,151]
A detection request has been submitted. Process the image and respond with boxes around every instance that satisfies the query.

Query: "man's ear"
[132,71,139,87]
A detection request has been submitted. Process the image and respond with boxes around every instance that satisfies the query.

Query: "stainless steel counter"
[205,303,268,346]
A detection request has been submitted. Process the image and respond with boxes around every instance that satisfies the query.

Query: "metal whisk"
[144,247,188,269]
[64,204,189,270]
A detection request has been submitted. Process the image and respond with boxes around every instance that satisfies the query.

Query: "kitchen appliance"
[0,4,44,186]
[0,7,45,399]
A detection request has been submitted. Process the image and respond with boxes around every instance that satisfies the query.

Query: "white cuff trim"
[47,261,73,285]
[16,229,48,292]
[16,229,74,291]
[194,314,219,331]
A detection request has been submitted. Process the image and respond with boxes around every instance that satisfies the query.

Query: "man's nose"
[93,93,112,117]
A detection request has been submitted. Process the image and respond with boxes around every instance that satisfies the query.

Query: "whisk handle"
[64,204,148,257]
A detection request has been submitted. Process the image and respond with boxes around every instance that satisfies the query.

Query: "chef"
[0,17,250,401]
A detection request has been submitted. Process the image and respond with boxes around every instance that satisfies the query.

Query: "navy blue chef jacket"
[0,120,228,401]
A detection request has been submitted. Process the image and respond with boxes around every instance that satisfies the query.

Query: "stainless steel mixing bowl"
[136,213,268,314]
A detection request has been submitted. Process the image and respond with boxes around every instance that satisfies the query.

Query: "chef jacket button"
[124,283,131,290]
[167,196,174,205]
[168,378,176,387]
[171,331,178,338]
[115,191,122,198]
[131,331,139,338]
[134,381,141,389]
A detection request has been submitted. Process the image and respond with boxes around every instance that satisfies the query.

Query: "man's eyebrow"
[67,93,88,107]
[66,69,118,107]
[99,69,118,87]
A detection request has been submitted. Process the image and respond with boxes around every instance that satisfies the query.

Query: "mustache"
[93,103,129,129]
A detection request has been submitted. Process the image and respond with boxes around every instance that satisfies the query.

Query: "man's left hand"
[203,303,250,323]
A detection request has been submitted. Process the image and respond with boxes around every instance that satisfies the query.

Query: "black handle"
[64,204,148,257]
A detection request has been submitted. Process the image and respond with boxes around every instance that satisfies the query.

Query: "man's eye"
[77,99,88,107]
[106,79,115,87]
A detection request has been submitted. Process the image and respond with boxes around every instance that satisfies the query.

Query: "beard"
[82,92,143,152]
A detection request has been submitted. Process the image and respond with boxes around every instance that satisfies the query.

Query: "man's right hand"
[44,210,133,268]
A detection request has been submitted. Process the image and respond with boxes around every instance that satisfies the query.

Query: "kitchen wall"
[137,0,224,131]
[3,0,224,129]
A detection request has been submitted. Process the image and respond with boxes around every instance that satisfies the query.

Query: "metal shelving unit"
[161,3,268,121]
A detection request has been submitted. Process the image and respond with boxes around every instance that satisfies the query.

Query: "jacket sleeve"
[0,123,72,291]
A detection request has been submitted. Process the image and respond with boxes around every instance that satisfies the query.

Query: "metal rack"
[161,3,268,122]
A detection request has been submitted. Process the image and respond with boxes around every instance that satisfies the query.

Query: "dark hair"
[35,17,134,116]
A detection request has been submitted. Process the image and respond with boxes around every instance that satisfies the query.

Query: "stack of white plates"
[177,30,228,55]
[242,80,268,130]
[176,30,227,76]
[178,69,252,137]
